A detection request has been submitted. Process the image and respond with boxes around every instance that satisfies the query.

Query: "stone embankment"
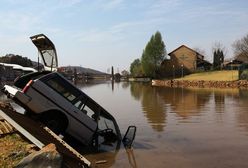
[16,143,62,168]
[152,80,248,89]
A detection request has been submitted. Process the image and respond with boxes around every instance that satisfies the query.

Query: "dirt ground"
[0,102,38,168]
[0,133,37,168]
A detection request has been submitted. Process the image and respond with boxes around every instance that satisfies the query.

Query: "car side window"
[83,105,96,120]
[73,98,97,120]
[74,99,86,111]
[74,100,83,110]
[45,75,79,102]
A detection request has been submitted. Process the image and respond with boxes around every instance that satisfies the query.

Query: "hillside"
[59,66,108,75]
[0,54,33,67]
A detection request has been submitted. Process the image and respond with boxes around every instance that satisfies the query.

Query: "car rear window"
[45,74,80,102]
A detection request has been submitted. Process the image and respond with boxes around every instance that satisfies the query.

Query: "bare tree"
[212,42,227,56]
[232,34,248,58]
[193,47,206,56]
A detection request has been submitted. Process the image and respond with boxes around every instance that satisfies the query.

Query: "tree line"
[0,54,33,67]
[130,31,166,79]
[130,32,248,78]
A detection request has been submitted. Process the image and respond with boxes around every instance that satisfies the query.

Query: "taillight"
[22,80,33,93]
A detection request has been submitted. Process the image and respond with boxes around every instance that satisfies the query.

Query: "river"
[2,81,248,167]
[77,81,248,168]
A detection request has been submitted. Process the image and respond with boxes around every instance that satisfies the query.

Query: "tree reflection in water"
[130,82,166,132]
[236,90,248,132]
[80,81,248,168]
[129,83,243,132]
[157,87,212,119]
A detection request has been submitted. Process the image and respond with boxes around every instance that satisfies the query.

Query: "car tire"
[40,112,67,135]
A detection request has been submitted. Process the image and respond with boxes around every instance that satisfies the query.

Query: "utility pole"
[111,66,114,80]
[172,65,175,79]
[181,64,184,78]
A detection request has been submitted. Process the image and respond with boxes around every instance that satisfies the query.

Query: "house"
[223,60,242,70]
[161,45,212,77]
[224,53,248,70]
[235,53,248,64]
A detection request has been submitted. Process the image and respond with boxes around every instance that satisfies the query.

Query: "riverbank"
[129,77,151,82]
[0,102,65,167]
[152,79,248,89]
[0,102,36,167]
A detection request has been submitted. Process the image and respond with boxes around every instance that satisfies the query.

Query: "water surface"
[2,81,248,167]
[78,81,248,168]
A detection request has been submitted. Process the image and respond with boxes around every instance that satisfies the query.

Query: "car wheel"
[40,112,67,135]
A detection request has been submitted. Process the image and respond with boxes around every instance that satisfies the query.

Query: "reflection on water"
[79,81,248,168]
[2,81,248,167]
[130,84,245,127]
[131,83,166,132]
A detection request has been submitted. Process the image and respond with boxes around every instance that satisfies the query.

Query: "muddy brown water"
[77,81,248,168]
[2,81,248,167]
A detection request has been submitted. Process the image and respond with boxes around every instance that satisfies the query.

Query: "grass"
[0,133,32,168]
[175,70,239,81]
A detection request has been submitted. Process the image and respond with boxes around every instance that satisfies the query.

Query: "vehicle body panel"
[1,34,125,147]
[2,72,122,145]
[30,34,58,71]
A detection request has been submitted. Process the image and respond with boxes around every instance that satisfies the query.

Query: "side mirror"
[122,126,136,149]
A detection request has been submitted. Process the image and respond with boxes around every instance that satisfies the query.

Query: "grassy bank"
[0,133,33,167]
[176,70,238,81]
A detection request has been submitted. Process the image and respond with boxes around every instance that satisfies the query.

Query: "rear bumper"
[2,85,31,104]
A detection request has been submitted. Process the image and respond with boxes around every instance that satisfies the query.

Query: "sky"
[0,0,248,73]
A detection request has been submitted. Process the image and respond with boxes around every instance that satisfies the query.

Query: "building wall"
[161,45,212,78]
[170,46,197,71]
[161,46,200,78]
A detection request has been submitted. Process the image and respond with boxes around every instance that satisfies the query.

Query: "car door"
[30,34,58,71]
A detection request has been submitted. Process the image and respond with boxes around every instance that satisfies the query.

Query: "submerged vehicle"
[2,34,136,147]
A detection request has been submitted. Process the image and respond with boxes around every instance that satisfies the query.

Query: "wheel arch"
[39,109,69,130]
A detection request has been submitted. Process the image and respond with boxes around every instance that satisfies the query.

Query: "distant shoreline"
[152,79,248,89]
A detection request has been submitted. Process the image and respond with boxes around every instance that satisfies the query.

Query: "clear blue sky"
[1,0,248,72]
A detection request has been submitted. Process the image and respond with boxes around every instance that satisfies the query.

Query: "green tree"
[130,58,143,77]
[141,31,166,78]
[0,54,33,67]
[213,49,224,70]
[121,70,129,77]
[212,42,225,70]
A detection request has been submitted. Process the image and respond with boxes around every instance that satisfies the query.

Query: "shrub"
[240,70,248,80]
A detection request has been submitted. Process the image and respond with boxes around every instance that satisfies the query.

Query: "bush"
[240,70,248,80]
